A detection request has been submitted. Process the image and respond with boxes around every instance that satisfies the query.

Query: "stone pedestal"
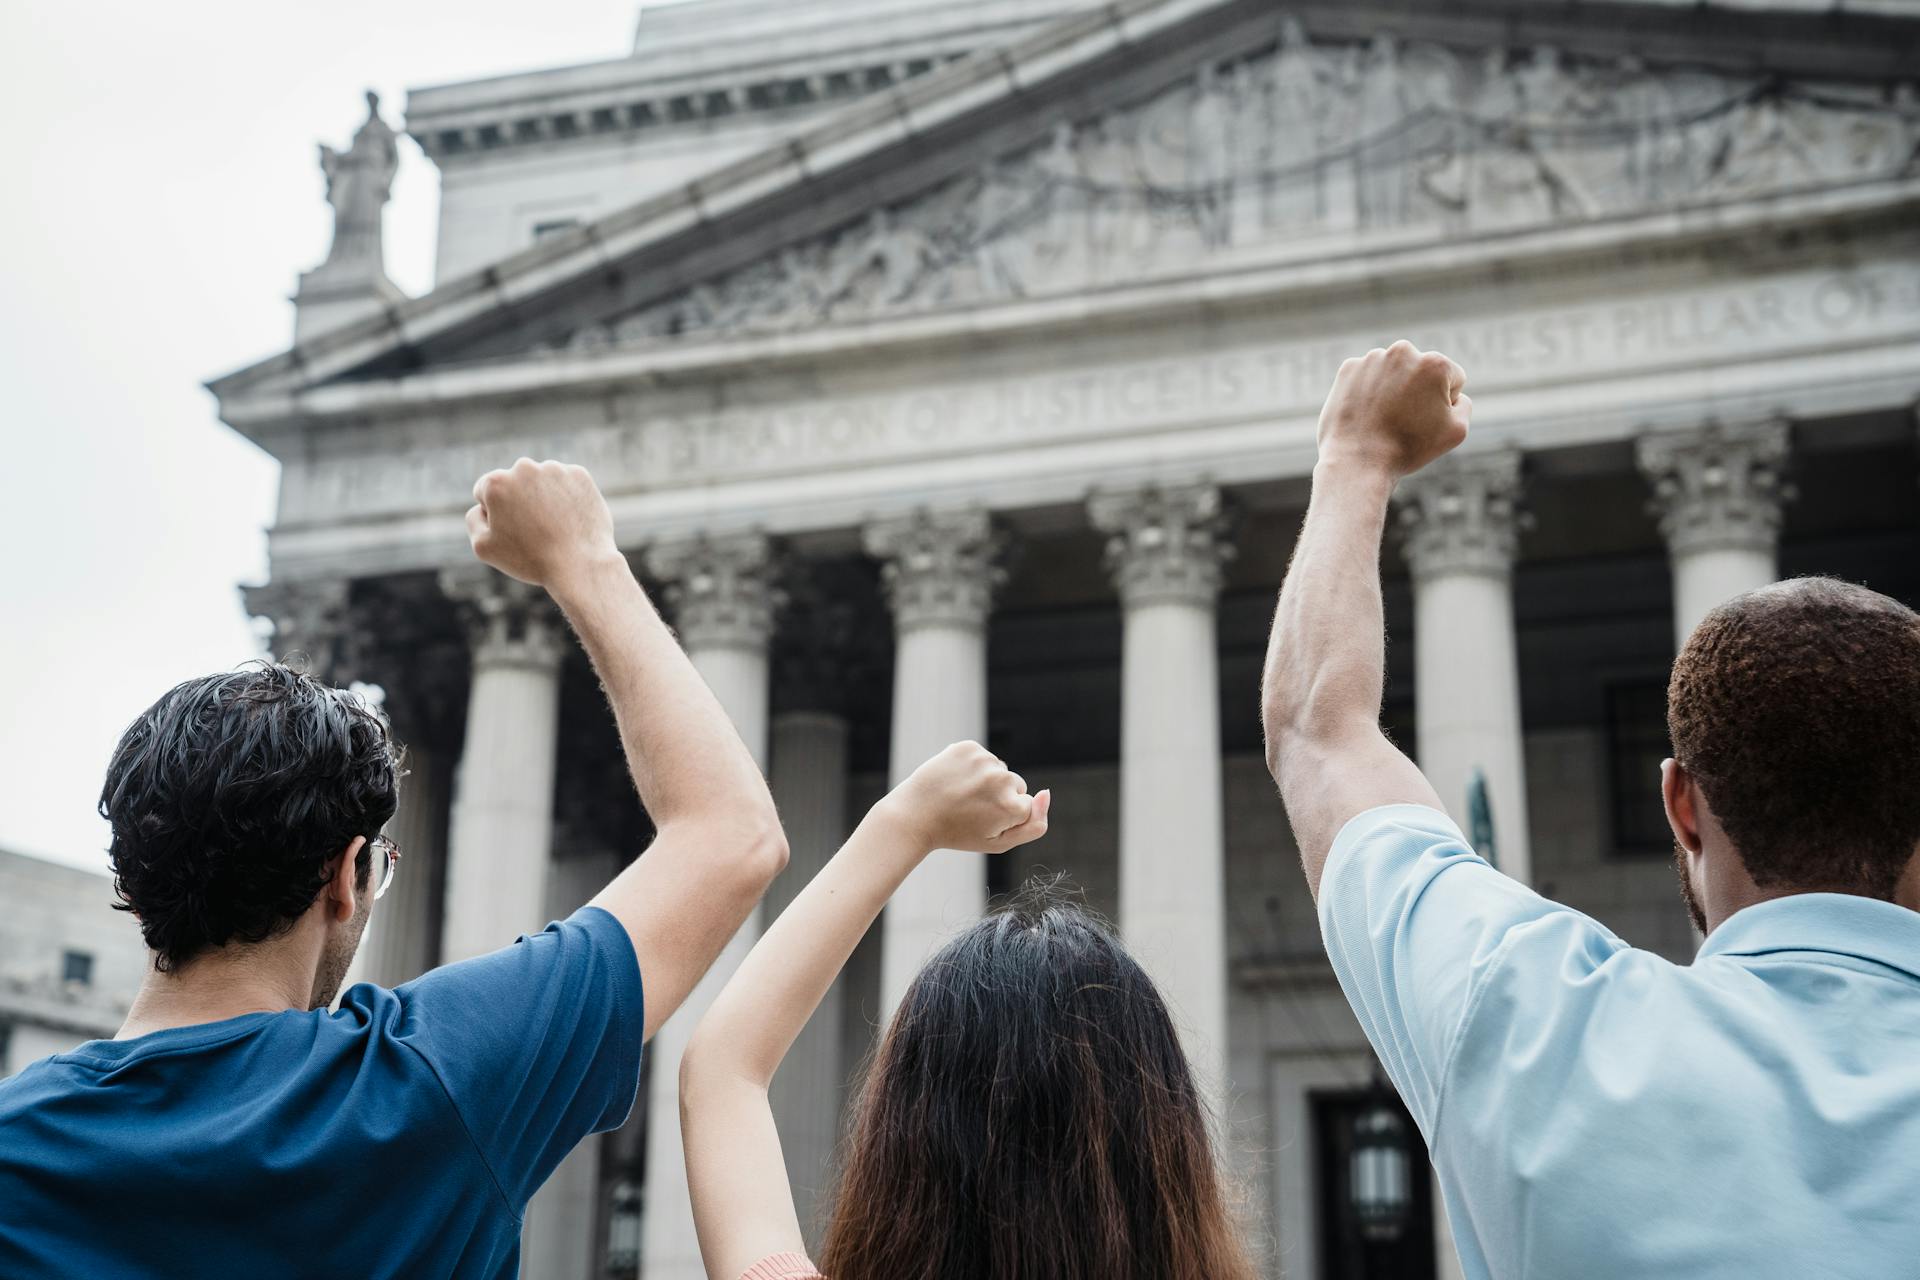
[1398,450,1532,886]
[636,534,778,1280]
[1637,419,1792,647]
[863,510,1001,1015]
[1090,483,1232,1083]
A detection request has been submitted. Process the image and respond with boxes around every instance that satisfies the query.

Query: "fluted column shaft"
[864,510,1001,1014]
[1090,483,1232,1083]
[1398,450,1532,886]
[766,710,852,1241]
[358,743,445,987]
[637,534,778,1280]
[1638,419,1792,648]
[438,569,568,966]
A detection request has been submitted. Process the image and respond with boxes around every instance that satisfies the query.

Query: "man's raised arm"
[1261,342,1469,898]
[466,459,787,1038]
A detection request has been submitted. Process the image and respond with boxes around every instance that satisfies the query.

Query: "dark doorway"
[1313,1086,1436,1280]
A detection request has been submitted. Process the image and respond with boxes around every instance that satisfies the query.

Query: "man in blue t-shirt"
[0,460,789,1279]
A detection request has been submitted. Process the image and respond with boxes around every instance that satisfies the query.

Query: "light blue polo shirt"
[1320,803,1920,1280]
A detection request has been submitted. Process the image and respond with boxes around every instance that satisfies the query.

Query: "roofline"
[207,0,1920,406]
[203,0,1234,402]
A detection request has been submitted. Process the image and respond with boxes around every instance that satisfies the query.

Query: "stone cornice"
[214,179,1920,436]
[1637,417,1794,557]
[1089,482,1234,609]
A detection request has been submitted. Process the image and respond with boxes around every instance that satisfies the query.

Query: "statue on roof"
[318,91,399,275]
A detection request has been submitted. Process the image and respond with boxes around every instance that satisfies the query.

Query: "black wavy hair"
[100,661,401,972]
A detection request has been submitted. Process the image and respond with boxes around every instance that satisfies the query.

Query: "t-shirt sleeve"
[395,904,644,1209]
[1317,803,1625,1139]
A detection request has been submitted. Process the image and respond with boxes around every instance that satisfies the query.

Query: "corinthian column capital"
[1636,418,1793,558]
[1089,482,1235,609]
[438,565,567,672]
[1396,449,1527,581]
[645,532,780,654]
[243,577,352,678]
[862,508,1005,634]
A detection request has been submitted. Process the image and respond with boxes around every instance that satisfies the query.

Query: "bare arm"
[1261,342,1470,899]
[466,460,786,1039]
[678,743,1050,1280]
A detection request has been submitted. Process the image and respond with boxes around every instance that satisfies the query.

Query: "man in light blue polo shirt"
[1261,341,1920,1279]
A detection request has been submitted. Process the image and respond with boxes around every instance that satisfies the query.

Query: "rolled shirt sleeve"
[1316,803,1626,1140]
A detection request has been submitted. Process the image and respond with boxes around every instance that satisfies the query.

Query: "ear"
[1661,759,1701,855]
[326,836,368,925]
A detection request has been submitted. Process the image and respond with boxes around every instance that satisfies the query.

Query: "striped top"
[740,1253,826,1280]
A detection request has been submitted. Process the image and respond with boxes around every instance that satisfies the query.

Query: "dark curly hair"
[1669,577,1920,900]
[101,662,401,972]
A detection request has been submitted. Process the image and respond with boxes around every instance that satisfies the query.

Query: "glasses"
[369,834,402,901]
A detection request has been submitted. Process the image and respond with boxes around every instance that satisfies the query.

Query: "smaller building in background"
[0,848,146,1077]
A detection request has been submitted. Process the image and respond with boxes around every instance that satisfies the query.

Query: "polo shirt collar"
[1698,892,1920,980]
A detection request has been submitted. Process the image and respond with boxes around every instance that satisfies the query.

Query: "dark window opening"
[1606,679,1673,857]
[1314,1086,1435,1280]
[62,949,94,987]
[532,218,581,243]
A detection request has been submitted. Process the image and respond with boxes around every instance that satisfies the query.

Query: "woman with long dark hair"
[678,740,1258,1280]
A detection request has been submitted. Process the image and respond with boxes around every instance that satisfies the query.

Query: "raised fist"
[1316,340,1471,480]
[879,741,1051,855]
[465,458,620,589]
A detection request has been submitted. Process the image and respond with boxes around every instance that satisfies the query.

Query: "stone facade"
[0,850,146,1079]
[211,2,1920,1278]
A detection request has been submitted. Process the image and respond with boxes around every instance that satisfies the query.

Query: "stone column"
[863,509,1002,1014]
[637,534,778,1280]
[242,577,351,677]
[355,743,446,987]
[437,568,569,965]
[524,847,623,1280]
[1397,450,1532,886]
[1089,483,1233,1081]
[1637,419,1792,648]
[766,709,852,1238]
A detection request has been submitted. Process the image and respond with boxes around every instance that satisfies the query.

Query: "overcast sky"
[0,0,698,872]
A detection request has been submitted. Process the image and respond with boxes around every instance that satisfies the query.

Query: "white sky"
[0,0,698,872]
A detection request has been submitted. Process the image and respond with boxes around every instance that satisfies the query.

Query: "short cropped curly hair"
[1669,577,1920,900]
[101,662,400,972]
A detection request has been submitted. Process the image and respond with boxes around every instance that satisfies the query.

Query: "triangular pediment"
[210,0,1920,417]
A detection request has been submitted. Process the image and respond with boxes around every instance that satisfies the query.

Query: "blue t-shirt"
[1320,804,1920,1280]
[0,905,642,1279]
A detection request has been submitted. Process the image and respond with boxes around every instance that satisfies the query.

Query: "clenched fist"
[1317,340,1470,480]
[877,741,1052,856]
[465,458,620,589]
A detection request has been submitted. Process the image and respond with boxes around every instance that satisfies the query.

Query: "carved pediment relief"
[558,23,1919,353]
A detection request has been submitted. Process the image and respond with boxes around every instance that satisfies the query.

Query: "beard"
[310,891,373,1009]
[1672,841,1708,936]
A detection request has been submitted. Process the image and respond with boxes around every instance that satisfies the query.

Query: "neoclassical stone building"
[209,2,1920,1277]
